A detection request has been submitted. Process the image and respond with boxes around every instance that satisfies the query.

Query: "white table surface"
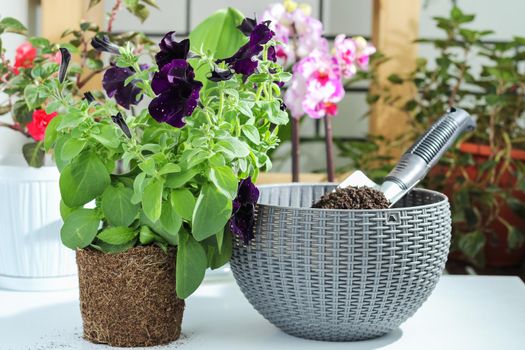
[1,274,524,350]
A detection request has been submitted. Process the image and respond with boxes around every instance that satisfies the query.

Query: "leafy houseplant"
[0,1,157,292]
[43,8,288,346]
[363,5,525,267]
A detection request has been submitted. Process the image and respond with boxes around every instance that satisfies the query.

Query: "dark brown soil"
[76,246,185,347]
[312,186,390,209]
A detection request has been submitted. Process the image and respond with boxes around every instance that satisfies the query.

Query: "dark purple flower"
[208,66,234,82]
[91,34,120,54]
[237,17,257,36]
[58,48,71,83]
[102,65,143,109]
[219,21,275,78]
[148,59,202,128]
[229,177,260,244]
[155,31,190,69]
[111,112,132,139]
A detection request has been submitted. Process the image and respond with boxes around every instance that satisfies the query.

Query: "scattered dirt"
[312,186,390,209]
[76,246,185,347]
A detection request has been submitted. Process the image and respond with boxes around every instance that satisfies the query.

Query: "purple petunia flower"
[102,65,143,109]
[58,48,71,84]
[208,66,234,82]
[229,177,260,244]
[237,17,257,36]
[155,31,190,69]
[218,20,275,78]
[148,59,202,128]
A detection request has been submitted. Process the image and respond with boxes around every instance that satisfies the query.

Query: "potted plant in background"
[262,0,375,182]
[42,8,288,347]
[356,5,525,269]
[0,1,157,291]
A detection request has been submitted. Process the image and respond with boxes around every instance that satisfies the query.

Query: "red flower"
[14,42,37,72]
[27,110,58,141]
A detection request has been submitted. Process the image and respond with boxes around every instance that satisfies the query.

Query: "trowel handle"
[381,108,476,204]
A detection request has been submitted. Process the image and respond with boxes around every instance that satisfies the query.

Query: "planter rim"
[257,183,448,212]
[460,142,525,160]
[0,165,59,181]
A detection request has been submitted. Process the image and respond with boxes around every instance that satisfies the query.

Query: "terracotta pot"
[437,142,525,268]
[76,246,184,347]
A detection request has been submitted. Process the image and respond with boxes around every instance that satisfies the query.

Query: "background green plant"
[0,0,156,167]
[344,5,525,266]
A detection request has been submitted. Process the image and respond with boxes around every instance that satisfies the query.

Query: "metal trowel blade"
[337,170,379,190]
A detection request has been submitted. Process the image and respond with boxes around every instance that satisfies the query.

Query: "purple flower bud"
[208,66,234,82]
[111,112,132,139]
[237,17,257,36]
[91,34,120,54]
[83,92,95,103]
[58,48,71,84]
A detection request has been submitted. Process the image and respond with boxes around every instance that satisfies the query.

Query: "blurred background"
[2,0,523,172]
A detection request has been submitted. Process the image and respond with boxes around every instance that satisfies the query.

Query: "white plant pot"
[0,165,77,291]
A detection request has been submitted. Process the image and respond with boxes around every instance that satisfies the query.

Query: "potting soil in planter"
[312,186,390,209]
[76,246,184,347]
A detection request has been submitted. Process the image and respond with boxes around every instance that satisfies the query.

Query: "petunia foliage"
[42,10,290,299]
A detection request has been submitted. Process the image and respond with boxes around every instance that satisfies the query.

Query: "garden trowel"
[338,108,476,207]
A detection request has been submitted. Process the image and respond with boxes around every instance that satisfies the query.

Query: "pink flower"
[354,36,376,70]
[285,50,344,119]
[334,34,357,78]
[27,109,58,141]
[14,42,37,72]
[44,50,62,65]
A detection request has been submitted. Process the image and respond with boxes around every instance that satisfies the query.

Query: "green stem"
[218,87,224,120]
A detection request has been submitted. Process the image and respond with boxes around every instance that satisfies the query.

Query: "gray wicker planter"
[230,184,451,341]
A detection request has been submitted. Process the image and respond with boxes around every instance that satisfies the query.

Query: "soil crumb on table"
[312,186,390,209]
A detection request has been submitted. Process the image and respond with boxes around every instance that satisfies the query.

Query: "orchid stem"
[324,115,335,182]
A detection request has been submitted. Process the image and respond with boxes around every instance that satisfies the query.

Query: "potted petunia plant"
[0,2,156,291]
[43,8,288,347]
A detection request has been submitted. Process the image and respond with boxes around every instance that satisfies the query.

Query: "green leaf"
[131,172,147,204]
[508,227,525,250]
[142,177,164,222]
[22,142,45,168]
[12,100,32,124]
[97,226,137,245]
[387,74,404,84]
[60,208,100,249]
[91,238,137,254]
[139,226,159,245]
[88,0,102,8]
[44,115,61,151]
[158,163,181,175]
[208,231,232,269]
[59,200,76,221]
[60,138,87,161]
[242,125,260,145]
[215,137,250,159]
[209,165,238,199]
[101,185,140,227]
[165,168,199,188]
[176,230,207,299]
[192,183,232,241]
[189,8,247,85]
[59,152,110,207]
[91,125,120,148]
[458,231,486,258]
[0,17,27,34]
[171,188,196,221]
[159,200,182,245]
[24,85,45,110]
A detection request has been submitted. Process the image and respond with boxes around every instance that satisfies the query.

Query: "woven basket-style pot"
[230,184,451,341]
[77,246,184,347]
